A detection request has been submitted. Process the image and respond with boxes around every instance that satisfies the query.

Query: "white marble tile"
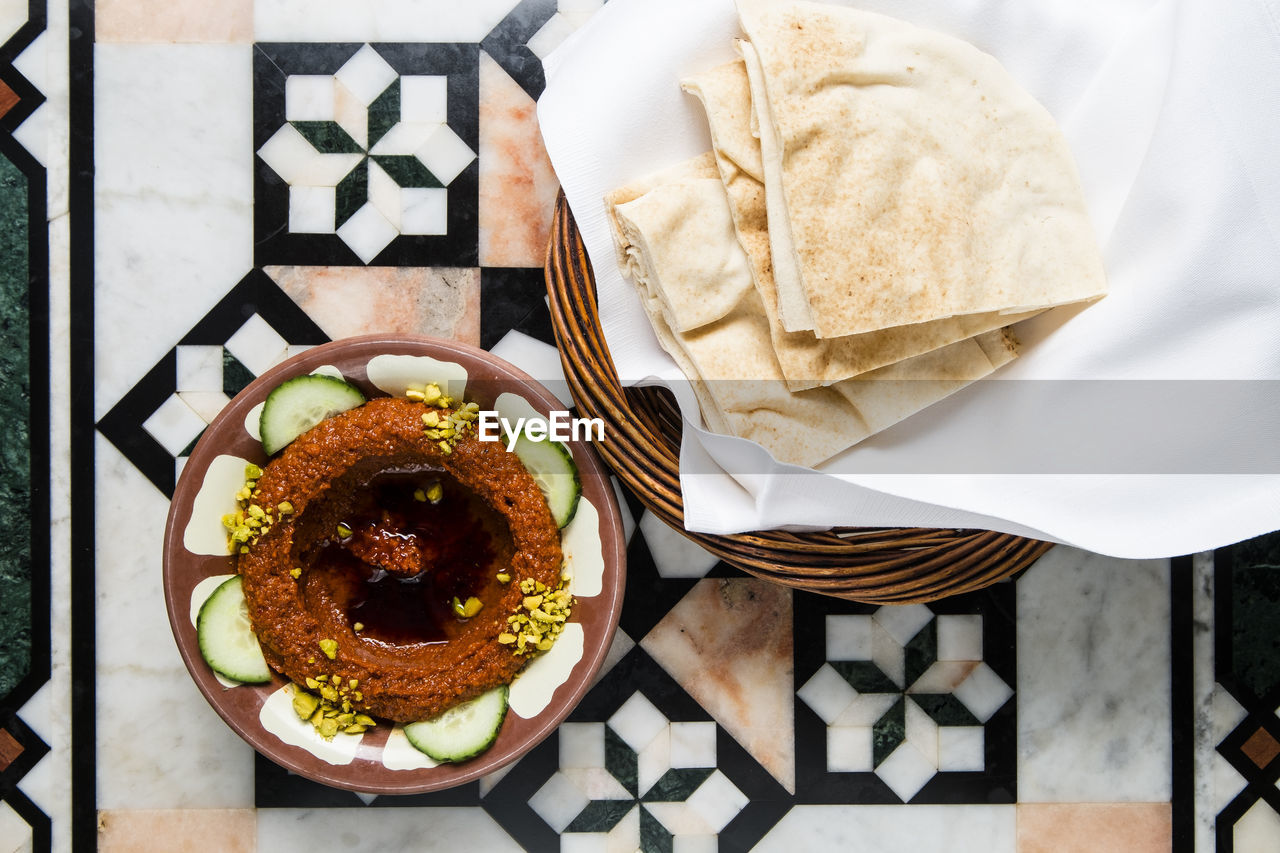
[904,697,939,767]
[757,805,1015,852]
[606,806,640,853]
[175,345,223,393]
[531,771,591,833]
[0,801,32,853]
[594,627,634,685]
[952,663,1013,724]
[563,767,631,802]
[333,80,368,149]
[176,391,231,425]
[873,604,933,648]
[1235,800,1280,851]
[95,436,255,808]
[224,314,288,376]
[872,620,906,689]
[399,187,449,235]
[488,329,571,402]
[876,742,935,801]
[832,693,898,728]
[417,124,476,185]
[669,721,717,769]
[142,395,205,456]
[334,44,397,106]
[254,0,522,42]
[258,808,522,852]
[936,614,983,661]
[258,124,362,186]
[335,202,398,263]
[12,33,48,166]
[0,0,25,44]
[671,835,717,853]
[370,120,436,157]
[401,75,449,124]
[826,614,873,661]
[609,691,667,753]
[95,44,253,419]
[638,511,720,579]
[527,13,579,60]
[366,160,401,229]
[1017,546,1172,802]
[827,726,873,772]
[908,661,978,695]
[937,726,985,773]
[285,75,336,121]
[637,727,671,797]
[289,186,336,234]
[684,771,748,833]
[797,664,856,725]
[561,722,605,769]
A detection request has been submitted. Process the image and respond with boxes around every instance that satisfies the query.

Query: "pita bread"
[606,156,1019,467]
[737,0,1108,338]
[683,58,1041,391]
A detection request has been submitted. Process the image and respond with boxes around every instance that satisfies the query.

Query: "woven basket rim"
[543,192,1051,603]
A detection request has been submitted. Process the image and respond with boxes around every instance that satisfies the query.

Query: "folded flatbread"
[737,0,1108,337]
[682,58,1041,390]
[606,155,1018,468]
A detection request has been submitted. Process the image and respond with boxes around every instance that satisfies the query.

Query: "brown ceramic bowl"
[162,334,627,794]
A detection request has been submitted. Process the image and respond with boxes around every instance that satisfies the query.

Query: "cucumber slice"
[259,374,366,455]
[510,434,582,528]
[403,685,509,762]
[196,575,272,684]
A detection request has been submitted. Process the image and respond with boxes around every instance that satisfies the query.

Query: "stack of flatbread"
[605,0,1107,468]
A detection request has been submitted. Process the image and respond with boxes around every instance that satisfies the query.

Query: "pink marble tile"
[1017,803,1172,853]
[478,51,561,268]
[96,0,253,42]
[266,265,480,345]
[641,578,795,792]
[98,809,256,852]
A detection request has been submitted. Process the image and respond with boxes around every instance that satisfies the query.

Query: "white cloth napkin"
[537,0,1280,558]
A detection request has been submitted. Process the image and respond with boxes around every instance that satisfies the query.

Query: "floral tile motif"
[793,587,1017,804]
[253,42,479,267]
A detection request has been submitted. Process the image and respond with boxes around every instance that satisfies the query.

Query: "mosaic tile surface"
[0,0,1264,851]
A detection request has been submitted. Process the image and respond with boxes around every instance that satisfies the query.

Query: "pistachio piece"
[319,638,338,660]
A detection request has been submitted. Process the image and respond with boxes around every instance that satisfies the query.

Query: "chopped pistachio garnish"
[221,465,288,554]
[425,482,444,503]
[319,638,338,659]
[290,678,377,741]
[277,500,294,515]
[353,622,364,632]
[500,576,574,656]
[452,595,483,618]
[290,567,302,579]
[335,523,352,539]
[413,488,427,502]
[496,572,511,585]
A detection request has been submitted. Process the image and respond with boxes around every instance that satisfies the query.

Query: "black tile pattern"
[479,0,558,101]
[1209,535,1280,850]
[253,42,480,268]
[97,270,329,498]
[792,585,1017,805]
[480,267,556,350]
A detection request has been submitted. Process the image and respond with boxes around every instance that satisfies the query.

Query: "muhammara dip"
[237,396,564,723]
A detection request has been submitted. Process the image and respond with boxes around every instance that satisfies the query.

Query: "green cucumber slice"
[196,575,272,684]
[403,685,509,762]
[510,434,581,528]
[259,374,366,455]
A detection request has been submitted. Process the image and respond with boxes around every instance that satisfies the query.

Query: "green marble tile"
[873,696,906,768]
[605,724,639,797]
[642,768,713,803]
[639,805,673,853]
[0,150,30,702]
[222,351,255,397]
[911,693,980,727]
[291,120,363,154]
[831,660,898,694]
[367,79,399,150]
[904,617,937,689]
[335,160,369,229]
[373,155,443,189]
[565,798,634,833]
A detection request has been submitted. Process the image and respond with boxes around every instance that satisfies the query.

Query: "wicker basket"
[544,193,1052,604]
